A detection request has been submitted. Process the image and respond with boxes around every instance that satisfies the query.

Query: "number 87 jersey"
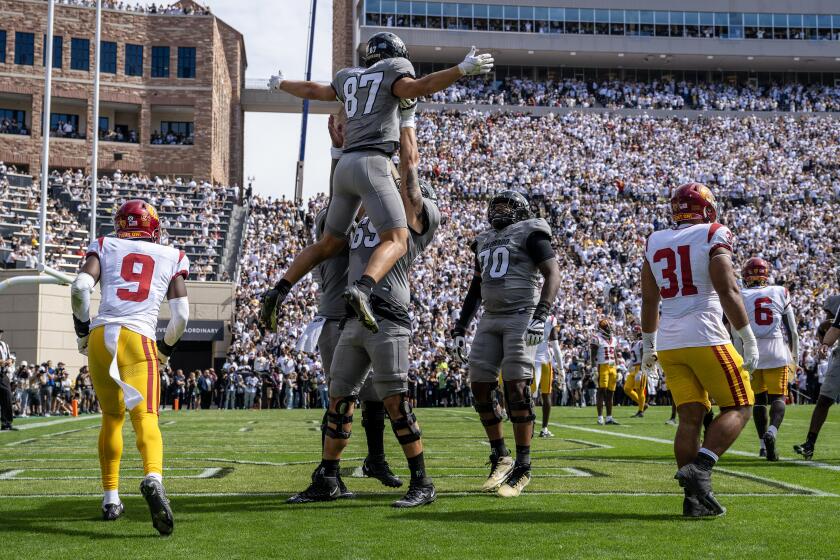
[88,236,190,340]
[644,222,735,351]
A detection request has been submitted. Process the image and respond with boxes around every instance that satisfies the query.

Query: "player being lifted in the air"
[450,191,561,497]
[71,200,189,535]
[261,32,493,335]
[738,257,799,461]
[641,183,758,518]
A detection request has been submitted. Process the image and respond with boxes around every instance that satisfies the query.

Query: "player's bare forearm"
[393,67,463,99]
[825,326,840,347]
[537,258,561,307]
[709,249,749,330]
[80,253,101,283]
[280,80,336,101]
[640,261,660,333]
[399,127,423,228]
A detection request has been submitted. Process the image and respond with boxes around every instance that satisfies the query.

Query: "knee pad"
[389,393,421,445]
[322,396,356,440]
[754,392,768,406]
[505,382,535,424]
[361,400,386,428]
[473,383,503,427]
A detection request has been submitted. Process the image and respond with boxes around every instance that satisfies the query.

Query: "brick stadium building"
[0,0,245,186]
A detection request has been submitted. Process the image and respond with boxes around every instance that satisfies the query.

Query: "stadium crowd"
[50,0,211,15]
[226,109,838,409]
[423,77,840,112]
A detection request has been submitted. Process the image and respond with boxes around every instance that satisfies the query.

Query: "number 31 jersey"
[87,236,190,340]
[644,222,735,351]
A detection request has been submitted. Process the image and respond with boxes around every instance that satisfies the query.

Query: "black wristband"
[275,278,292,298]
[533,302,551,322]
[452,324,466,337]
[157,339,176,357]
[73,315,90,338]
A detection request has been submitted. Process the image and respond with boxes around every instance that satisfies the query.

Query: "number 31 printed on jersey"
[117,253,156,302]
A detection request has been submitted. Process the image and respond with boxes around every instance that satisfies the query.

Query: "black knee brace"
[322,396,356,440]
[506,383,536,424]
[361,400,386,428]
[473,383,503,426]
[754,391,768,406]
[389,394,422,445]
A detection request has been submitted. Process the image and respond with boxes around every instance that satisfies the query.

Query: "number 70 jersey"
[644,222,735,351]
[87,236,190,340]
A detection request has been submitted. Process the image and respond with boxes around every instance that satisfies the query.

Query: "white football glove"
[635,370,643,383]
[157,347,170,369]
[735,325,759,375]
[76,335,89,356]
[399,97,417,128]
[641,331,658,374]
[449,327,469,365]
[457,46,494,76]
[268,70,285,90]
[524,318,545,346]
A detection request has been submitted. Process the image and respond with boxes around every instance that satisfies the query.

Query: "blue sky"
[211,0,335,199]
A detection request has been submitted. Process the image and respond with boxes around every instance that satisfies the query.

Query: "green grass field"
[2,405,839,559]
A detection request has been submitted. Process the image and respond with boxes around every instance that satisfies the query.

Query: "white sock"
[103,490,120,506]
[759,438,766,450]
[767,425,778,437]
[146,472,163,482]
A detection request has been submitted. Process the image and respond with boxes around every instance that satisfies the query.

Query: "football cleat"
[763,432,779,462]
[682,492,720,518]
[482,454,514,492]
[287,469,340,504]
[343,284,379,334]
[631,411,644,418]
[538,428,554,438]
[497,463,532,498]
[666,418,677,425]
[102,502,124,521]
[793,441,814,460]
[337,474,355,499]
[759,448,767,458]
[393,481,436,508]
[674,464,726,517]
[139,477,174,536]
[606,418,620,425]
[362,458,403,488]
[597,417,605,425]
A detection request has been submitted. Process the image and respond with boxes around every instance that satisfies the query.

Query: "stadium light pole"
[38,0,56,269]
[294,0,318,201]
[89,0,103,243]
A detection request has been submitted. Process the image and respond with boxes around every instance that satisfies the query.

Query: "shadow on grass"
[390,508,681,523]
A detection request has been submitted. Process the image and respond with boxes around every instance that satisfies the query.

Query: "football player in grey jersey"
[262,32,492,336]
[288,94,440,508]
[450,192,561,498]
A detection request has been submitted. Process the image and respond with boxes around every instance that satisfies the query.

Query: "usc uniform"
[86,236,189,490]
[592,333,618,392]
[532,315,558,395]
[623,339,646,412]
[740,285,794,396]
[645,222,754,410]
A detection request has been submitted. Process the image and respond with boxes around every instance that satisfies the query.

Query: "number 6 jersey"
[740,284,793,368]
[472,218,553,313]
[87,236,190,340]
[644,222,735,351]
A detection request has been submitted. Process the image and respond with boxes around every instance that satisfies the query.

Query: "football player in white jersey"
[623,325,648,418]
[590,319,619,425]
[532,316,563,437]
[641,183,758,518]
[738,257,799,461]
[71,200,189,535]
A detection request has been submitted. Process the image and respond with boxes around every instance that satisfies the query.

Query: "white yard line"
[0,467,224,481]
[0,415,100,432]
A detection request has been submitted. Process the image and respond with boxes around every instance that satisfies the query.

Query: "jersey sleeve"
[420,199,441,245]
[386,57,415,96]
[707,223,735,256]
[173,250,190,280]
[781,286,791,309]
[331,68,349,102]
[85,237,105,259]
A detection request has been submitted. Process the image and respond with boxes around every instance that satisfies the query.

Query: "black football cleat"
[759,448,767,458]
[631,411,644,418]
[287,469,340,504]
[139,477,174,536]
[337,474,355,499]
[675,464,725,517]
[605,418,620,425]
[102,502,125,521]
[343,284,379,333]
[763,431,779,461]
[682,491,719,519]
[793,441,814,460]
[362,458,404,488]
[393,481,436,508]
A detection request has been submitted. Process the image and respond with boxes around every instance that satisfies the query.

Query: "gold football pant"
[88,325,162,491]
[623,366,647,412]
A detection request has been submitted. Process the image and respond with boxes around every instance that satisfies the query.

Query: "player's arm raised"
[640,259,660,372]
[157,275,190,367]
[70,253,101,355]
[396,99,423,232]
[709,247,758,373]
[268,71,337,101]
[392,46,493,99]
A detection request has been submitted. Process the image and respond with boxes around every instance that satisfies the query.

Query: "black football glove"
[260,281,291,332]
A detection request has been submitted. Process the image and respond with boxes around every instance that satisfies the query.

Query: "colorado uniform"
[327,57,415,238]
[645,223,753,409]
[469,218,553,383]
[593,334,618,391]
[532,316,558,394]
[296,209,349,379]
[817,295,840,401]
[330,199,441,400]
[740,285,794,396]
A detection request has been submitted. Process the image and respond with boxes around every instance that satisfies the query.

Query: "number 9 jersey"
[644,222,735,351]
[87,236,190,340]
